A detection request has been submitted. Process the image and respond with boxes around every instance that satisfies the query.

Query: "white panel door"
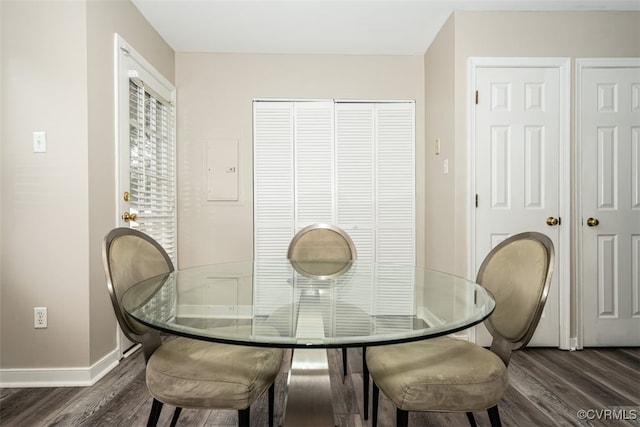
[475,66,563,347]
[579,61,640,346]
[115,36,176,357]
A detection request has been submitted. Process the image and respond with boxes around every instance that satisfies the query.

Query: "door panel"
[475,66,562,347]
[115,37,176,356]
[580,63,640,346]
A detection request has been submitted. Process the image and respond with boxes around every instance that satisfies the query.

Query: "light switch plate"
[33,131,47,153]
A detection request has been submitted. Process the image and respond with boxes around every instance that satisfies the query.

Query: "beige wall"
[1,0,90,369]
[175,53,426,268]
[1,0,173,374]
[424,14,455,272]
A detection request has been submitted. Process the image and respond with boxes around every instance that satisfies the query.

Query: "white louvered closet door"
[334,102,415,264]
[253,101,295,259]
[253,100,416,327]
[375,103,415,265]
[293,102,336,333]
[253,102,295,324]
[334,103,375,336]
[294,101,335,229]
[334,102,416,322]
[374,103,415,319]
[335,103,375,260]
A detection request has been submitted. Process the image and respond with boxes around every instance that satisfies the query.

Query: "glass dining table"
[122,259,495,426]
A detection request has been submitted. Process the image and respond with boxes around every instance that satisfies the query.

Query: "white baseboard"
[0,347,120,388]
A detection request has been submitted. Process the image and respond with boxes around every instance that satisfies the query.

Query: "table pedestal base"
[282,348,335,427]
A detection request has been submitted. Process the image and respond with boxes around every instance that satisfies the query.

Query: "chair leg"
[268,383,275,427]
[146,398,163,427]
[487,405,502,427]
[342,347,348,382]
[466,412,478,427]
[396,408,409,427]
[363,346,369,420]
[238,407,250,427]
[372,382,379,427]
[169,407,182,427]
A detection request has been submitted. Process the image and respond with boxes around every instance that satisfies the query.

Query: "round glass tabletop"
[122,260,495,348]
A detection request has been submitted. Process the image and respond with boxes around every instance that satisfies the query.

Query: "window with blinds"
[128,79,177,262]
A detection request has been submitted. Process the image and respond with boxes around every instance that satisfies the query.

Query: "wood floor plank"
[569,349,640,403]
[501,358,583,426]
[514,350,638,427]
[47,354,148,426]
[496,384,560,427]
[0,387,84,426]
[530,349,638,408]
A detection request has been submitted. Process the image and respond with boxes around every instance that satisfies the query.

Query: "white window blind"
[128,79,177,262]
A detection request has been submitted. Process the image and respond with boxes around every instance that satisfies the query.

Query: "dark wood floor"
[1,345,638,427]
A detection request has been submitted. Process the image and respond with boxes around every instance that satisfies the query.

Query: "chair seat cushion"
[146,337,284,410]
[366,337,508,412]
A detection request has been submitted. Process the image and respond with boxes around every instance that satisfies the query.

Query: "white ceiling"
[131,0,640,55]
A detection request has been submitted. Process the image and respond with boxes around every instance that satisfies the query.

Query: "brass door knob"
[586,217,599,227]
[122,212,137,222]
[546,217,559,226]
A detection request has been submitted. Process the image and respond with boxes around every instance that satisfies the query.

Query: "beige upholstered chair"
[287,224,357,379]
[366,232,554,427]
[103,227,284,427]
